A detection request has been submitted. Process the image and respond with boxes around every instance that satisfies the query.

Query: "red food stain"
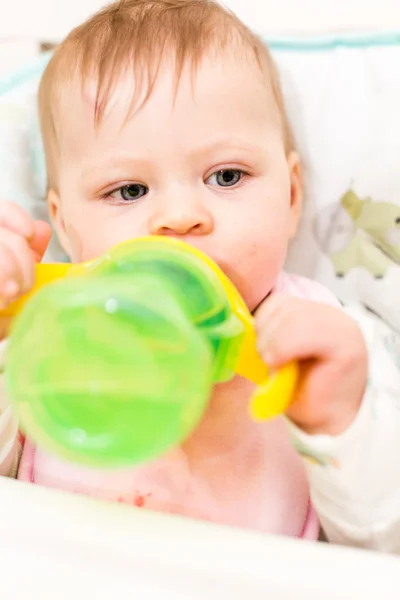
[115,493,152,507]
[133,492,152,508]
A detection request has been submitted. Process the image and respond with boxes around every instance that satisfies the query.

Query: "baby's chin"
[219,264,274,313]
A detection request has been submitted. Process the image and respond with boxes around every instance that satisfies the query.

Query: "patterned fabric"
[273,44,400,332]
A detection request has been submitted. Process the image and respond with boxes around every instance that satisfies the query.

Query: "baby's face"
[51,52,301,310]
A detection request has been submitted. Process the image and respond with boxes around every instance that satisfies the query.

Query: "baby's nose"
[149,193,214,237]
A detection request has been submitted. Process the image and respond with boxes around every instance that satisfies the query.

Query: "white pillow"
[270,34,400,332]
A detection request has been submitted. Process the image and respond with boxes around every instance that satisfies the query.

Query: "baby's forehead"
[39,4,294,189]
[57,50,281,141]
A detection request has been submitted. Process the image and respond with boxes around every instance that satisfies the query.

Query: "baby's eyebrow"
[81,157,152,182]
[193,138,265,158]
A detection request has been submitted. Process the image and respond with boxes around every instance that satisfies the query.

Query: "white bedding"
[1,476,400,599]
[0,41,40,77]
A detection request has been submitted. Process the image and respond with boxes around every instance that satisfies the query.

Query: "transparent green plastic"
[6,238,244,467]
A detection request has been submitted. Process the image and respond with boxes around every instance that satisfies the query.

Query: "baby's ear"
[47,188,73,258]
[287,151,303,239]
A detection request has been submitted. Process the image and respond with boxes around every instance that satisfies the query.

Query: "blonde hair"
[39,0,294,190]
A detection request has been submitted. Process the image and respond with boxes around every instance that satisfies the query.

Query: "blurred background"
[2,0,400,41]
[1,0,399,76]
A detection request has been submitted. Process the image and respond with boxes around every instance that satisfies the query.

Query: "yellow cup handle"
[181,240,300,421]
[249,361,299,421]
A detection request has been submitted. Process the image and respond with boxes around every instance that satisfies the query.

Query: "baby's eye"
[119,183,148,201]
[206,169,244,188]
[106,183,148,203]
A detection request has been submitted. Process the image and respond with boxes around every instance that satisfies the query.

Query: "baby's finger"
[30,221,52,262]
[255,294,301,352]
[0,202,35,240]
[0,316,12,340]
[0,230,35,293]
[256,303,342,368]
[255,293,292,324]
[0,245,22,303]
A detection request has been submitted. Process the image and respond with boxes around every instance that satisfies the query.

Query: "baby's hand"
[0,202,51,338]
[255,294,368,436]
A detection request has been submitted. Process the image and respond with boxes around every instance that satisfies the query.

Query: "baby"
[1,0,400,551]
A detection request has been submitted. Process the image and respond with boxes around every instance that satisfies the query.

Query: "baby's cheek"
[65,223,84,262]
[65,223,107,263]
[227,243,284,310]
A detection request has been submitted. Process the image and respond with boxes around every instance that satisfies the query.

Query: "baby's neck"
[181,376,265,464]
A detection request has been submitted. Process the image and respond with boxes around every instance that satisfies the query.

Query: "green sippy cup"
[5,237,245,466]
